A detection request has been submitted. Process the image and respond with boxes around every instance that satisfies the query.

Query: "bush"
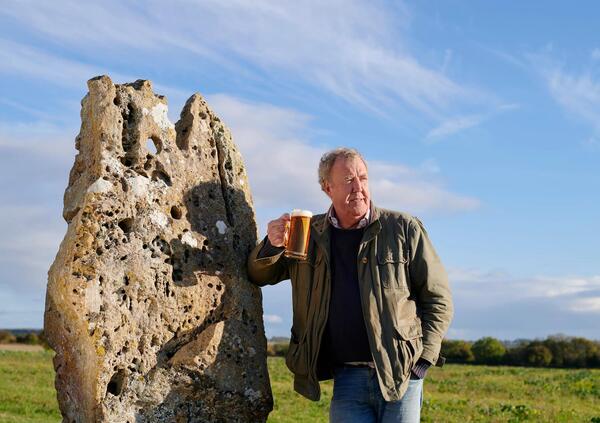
[472,337,506,364]
[441,339,474,363]
[525,343,553,367]
[0,330,17,344]
[16,332,40,345]
[267,342,289,357]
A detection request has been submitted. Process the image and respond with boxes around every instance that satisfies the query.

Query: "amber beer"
[284,209,313,260]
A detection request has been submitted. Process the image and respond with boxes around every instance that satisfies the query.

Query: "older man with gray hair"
[247,147,453,422]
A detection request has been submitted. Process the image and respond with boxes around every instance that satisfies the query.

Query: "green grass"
[1,350,599,422]
[0,350,60,423]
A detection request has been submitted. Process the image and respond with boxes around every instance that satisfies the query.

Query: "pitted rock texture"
[44,75,272,423]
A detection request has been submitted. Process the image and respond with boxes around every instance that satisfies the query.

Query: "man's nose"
[351,177,362,192]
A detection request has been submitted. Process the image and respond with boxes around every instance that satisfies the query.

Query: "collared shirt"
[327,205,370,229]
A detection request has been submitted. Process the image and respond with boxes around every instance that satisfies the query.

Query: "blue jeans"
[329,366,423,423]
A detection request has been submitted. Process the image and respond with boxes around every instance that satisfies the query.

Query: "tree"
[472,337,506,364]
[16,332,39,345]
[441,339,474,363]
[525,343,553,367]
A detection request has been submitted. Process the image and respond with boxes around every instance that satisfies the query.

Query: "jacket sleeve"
[407,217,454,365]
[247,237,290,287]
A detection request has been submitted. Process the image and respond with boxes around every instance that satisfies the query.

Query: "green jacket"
[247,205,453,401]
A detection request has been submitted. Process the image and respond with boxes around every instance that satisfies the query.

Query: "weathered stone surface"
[44,75,272,422]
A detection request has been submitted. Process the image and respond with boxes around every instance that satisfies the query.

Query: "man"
[247,148,453,422]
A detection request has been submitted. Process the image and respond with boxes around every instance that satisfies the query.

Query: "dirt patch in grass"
[0,344,44,352]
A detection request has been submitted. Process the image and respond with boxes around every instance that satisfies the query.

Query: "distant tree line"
[0,329,49,348]
[265,334,600,369]
[442,335,600,368]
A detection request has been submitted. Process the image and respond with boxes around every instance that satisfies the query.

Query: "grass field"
[1,349,599,422]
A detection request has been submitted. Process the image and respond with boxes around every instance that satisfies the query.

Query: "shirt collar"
[327,205,370,229]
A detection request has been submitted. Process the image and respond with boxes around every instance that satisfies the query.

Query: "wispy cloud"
[449,267,600,339]
[426,103,520,140]
[0,39,109,89]
[533,50,600,142]
[568,297,600,313]
[426,114,485,139]
[0,0,485,118]
[209,93,480,219]
[546,70,600,131]
[0,120,76,158]
[263,315,283,324]
[450,267,600,310]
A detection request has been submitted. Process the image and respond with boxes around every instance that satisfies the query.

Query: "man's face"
[323,156,370,226]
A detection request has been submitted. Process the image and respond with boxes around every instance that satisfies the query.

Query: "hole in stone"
[106,369,126,396]
[146,137,160,155]
[170,206,182,220]
[173,269,183,283]
[152,170,172,187]
[121,157,133,167]
[118,218,134,234]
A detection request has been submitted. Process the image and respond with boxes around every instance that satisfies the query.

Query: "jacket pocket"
[394,319,423,377]
[285,336,309,377]
[377,247,409,290]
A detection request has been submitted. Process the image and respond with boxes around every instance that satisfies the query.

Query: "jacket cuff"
[410,358,431,379]
[420,345,444,367]
[257,236,285,258]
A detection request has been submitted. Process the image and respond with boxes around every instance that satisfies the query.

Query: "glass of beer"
[284,209,313,260]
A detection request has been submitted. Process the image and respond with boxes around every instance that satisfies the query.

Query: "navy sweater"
[323,226,372,364]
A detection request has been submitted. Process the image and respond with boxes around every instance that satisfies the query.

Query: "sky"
[0,1,599,341]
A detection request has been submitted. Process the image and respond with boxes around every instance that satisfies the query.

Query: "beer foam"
[291,209,313,218]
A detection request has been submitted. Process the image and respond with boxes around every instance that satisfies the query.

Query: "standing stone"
[44,75,273,422]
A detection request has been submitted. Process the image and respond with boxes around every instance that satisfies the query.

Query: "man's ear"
[323,181,333,199]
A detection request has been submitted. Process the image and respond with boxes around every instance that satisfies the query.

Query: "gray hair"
[318,147,367,191]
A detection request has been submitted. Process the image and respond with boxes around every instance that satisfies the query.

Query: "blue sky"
[0,1,598,340]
